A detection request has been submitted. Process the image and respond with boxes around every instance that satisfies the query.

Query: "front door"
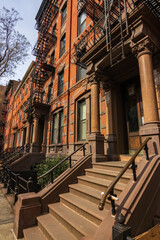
[124,82,144,154]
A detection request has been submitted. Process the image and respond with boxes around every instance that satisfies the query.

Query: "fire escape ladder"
[30,0,58,110]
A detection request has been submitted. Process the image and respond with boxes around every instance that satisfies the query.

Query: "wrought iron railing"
[2,168,39,204]
[0,146,24,164]
[98,137,151,214]
[38,143,88,185]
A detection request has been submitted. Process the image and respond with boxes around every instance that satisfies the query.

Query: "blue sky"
[0,0,42,85]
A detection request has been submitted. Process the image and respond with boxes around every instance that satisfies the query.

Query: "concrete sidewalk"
[0,184,15,240]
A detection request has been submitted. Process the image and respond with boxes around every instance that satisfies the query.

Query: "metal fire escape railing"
[73,0,160,67]
[31,0,58,105]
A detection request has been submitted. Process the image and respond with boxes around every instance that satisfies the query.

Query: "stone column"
[88,73,104,162]
[24,123,31,152]
[132,36,160,155]
[30,115,39,153]
[105,88,117,158]
[42,117,48,153]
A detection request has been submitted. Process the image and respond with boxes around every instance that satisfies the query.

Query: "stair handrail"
[99,137,152,211]
[38,143,88,183]
[2,146,25,166]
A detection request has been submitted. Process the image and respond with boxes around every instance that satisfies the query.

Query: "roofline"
[35,0,48,22]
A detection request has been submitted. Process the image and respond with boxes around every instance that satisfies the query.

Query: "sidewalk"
[0,184,15,240]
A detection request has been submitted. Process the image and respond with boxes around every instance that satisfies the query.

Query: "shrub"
[33,155,68,187]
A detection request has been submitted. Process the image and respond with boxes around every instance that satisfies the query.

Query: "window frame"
[78,11,86,36]
[51,110,63,144]
[58,70,64,96]
[48,83,53,102]
[60,33,66,57]
[77,99,86,141]
[61,3,67,26]
[77,65,86,82]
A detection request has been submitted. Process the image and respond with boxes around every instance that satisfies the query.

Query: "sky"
[0,0,42,86]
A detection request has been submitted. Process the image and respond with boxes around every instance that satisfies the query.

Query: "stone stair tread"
[77,175,126,191]
[93,161,128,167]
[69,183,108,201]
[59,192,108,220]
[24,226,46,240]
[37,213,76,240]
[86,168,132,178]
[49,202,98,237]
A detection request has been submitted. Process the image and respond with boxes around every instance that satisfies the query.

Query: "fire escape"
[27,0,58,121]
[74,0,160,67]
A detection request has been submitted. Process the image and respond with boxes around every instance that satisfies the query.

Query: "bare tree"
[0,7,31,78]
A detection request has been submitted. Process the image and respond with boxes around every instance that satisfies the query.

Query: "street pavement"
[0,184,15,240]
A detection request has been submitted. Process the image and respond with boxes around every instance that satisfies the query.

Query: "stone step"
[77,175,125,194]
[49,202,98,239]
[37,213,76,240]
[85,168,132,184]
[92,161,133,173]
[59,192,108,225]
[69,183,111,209]
[24,226,46,240]
[119,155,143,162]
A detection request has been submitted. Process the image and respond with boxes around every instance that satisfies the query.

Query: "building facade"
[0,85,6,152]
[2,0,160,161]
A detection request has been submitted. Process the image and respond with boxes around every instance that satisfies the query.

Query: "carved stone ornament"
[131,36,156,58]
[102,80,115,91]
[87,72,101,84]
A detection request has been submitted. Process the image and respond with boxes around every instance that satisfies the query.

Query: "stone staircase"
[23,161,133,240]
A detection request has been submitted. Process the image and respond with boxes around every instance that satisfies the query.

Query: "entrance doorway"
[38,119,44,152]
[122,79,144,154]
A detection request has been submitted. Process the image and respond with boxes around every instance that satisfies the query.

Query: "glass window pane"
[78,100,86,141]
[78,11,86,35]
[58,111,63,143]
[77,66,86,82]
[52,114,57,144]
[58,70,64,95]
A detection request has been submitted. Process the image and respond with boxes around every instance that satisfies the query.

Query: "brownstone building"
[1,0,160,240]
[0,85,6,151]
[1,81,19,151]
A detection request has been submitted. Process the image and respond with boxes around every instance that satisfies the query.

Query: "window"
[51,110,63,144]
[19,108,22,122]
[52,24,57,37]
[78,100,86,141]
[77,65,86,82]
[26,82,28,94]
[55,0,58,7]
[23,103,26,119]
[58,70,64,95]
[17,112,19,124]
[41,91,45,103]
[16,131,20,147]
[78,11,86,35]
[48,83,53,102]
[20,130,23,146]
[22,87,24,99]
[51,51,55,65]
[58,111,63,143]
[52,114,58,144]
[60,34,66,57]
[61,3,67,26]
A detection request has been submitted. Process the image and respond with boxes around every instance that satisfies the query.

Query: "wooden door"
[125,84,143,154]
